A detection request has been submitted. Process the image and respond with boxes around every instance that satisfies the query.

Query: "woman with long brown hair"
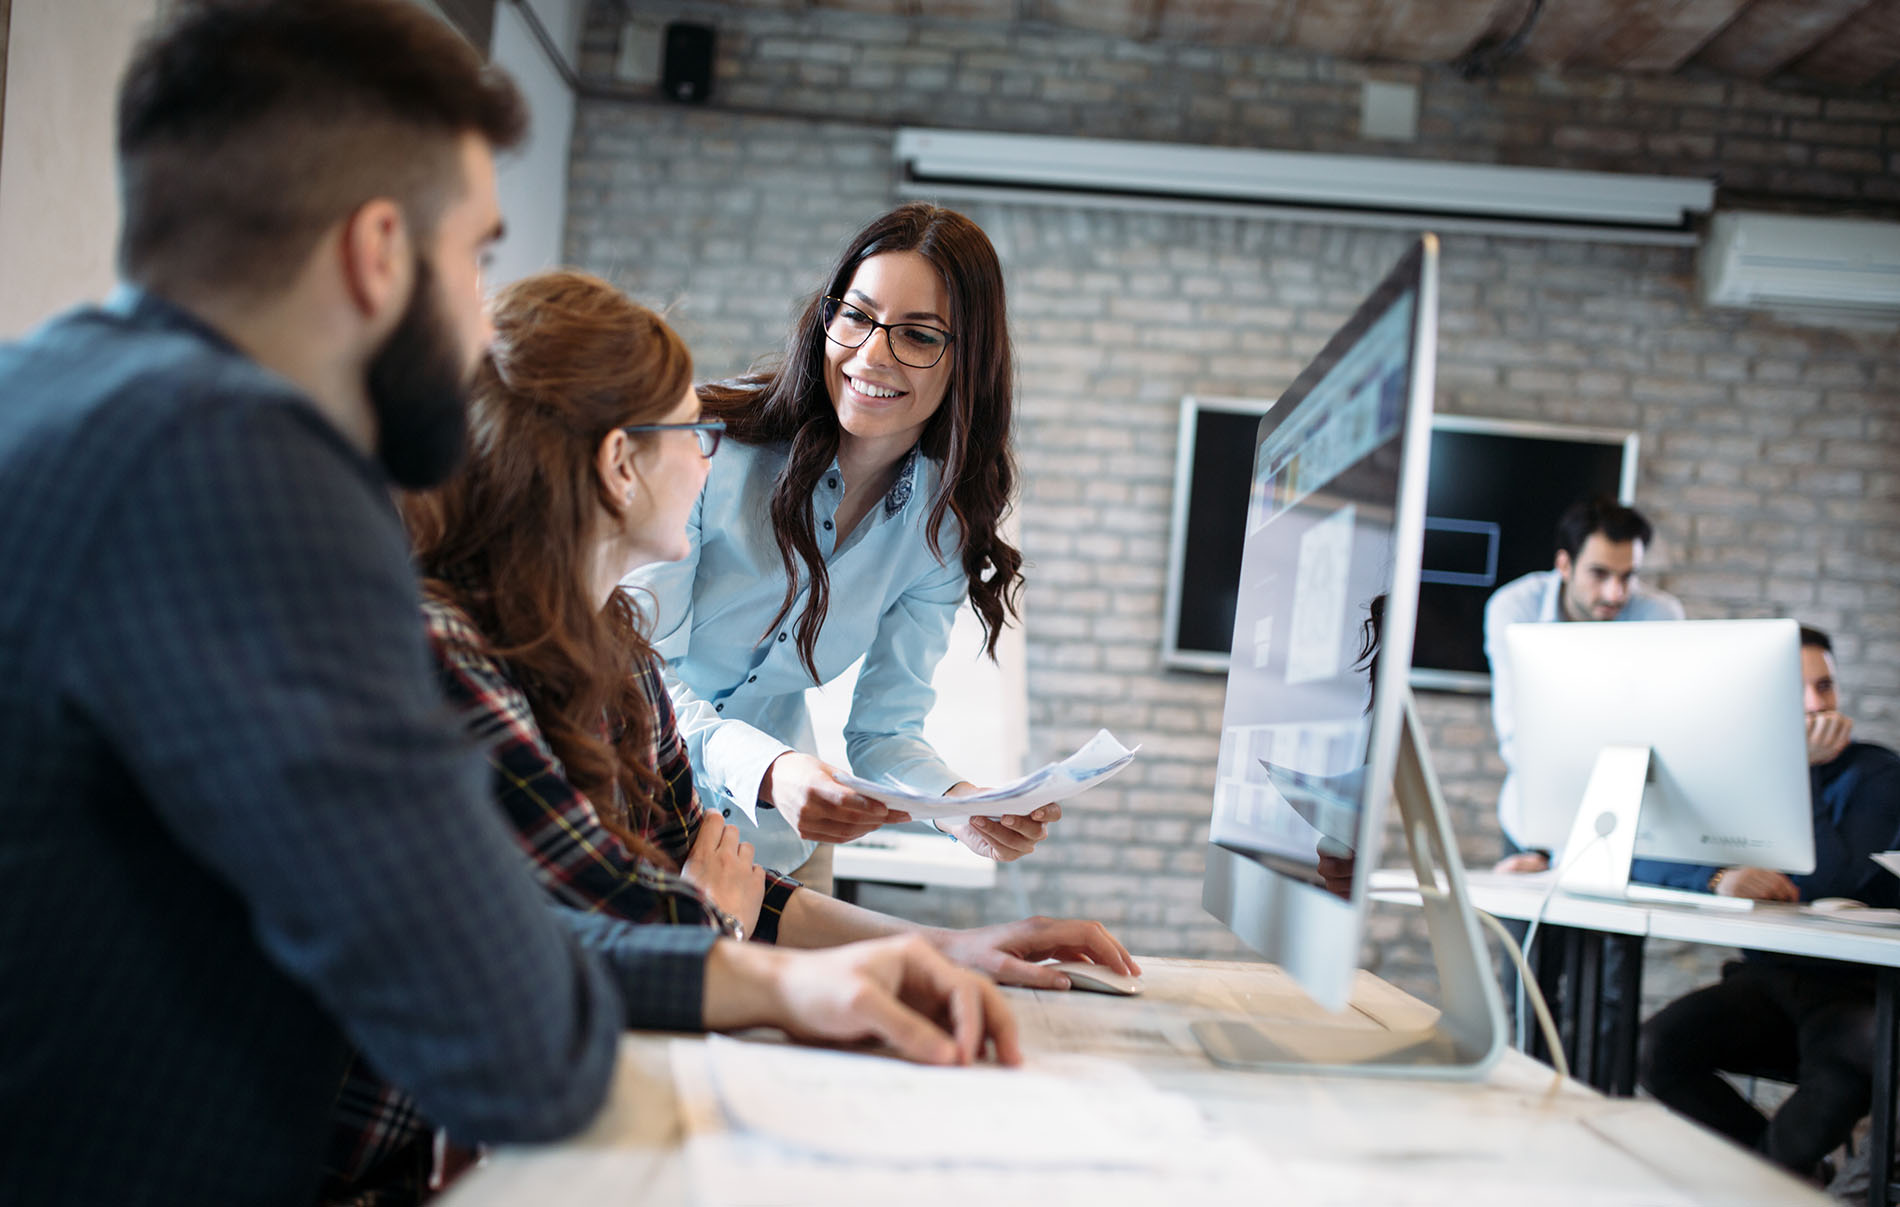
[405,266,1127,964]
[628,203,1059,884]
[329,267,1137,1205]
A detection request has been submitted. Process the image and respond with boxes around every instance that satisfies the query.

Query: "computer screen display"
[1162,409,1637,688]
[1202,237,1437,1011]
[1207,291,1412,884]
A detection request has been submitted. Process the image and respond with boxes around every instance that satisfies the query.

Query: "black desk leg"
[1559,925,1584,1067]
[1606,933,1644,1098]
[835,879,860,905]
[1527,923,1573,1064]
[1874,966,1897,1207]
[1576,931,1603,1091]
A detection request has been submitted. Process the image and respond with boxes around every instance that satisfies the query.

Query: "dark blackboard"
[1162,402,1636,691]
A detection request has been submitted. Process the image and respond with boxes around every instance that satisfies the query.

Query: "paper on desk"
[835,728,1137,820]
[670,1036,1287,1206]
[670,1037,1707,1207]
[1873,851,1900,882]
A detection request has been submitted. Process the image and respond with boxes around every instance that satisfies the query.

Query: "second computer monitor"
[1508,618,1815,874]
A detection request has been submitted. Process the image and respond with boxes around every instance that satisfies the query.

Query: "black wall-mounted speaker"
[663,22,716,103]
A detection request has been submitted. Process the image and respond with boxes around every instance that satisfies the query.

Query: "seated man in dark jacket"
[1636,624,1900,1181]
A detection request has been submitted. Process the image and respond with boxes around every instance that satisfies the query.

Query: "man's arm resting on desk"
[1630,857,1721,893]
[557,912,1028,1065]
[700,934,1023,1066]
[1631,858,1798,900]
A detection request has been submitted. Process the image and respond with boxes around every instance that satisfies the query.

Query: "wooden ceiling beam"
[1153,0,1302,44]
[1373,0,1521,63]
[1693,0,1875,78]
[1290,0,1381,57]
[1515,0,1622,68]
[1611,0,1752,73]
[1790,0,1900,88]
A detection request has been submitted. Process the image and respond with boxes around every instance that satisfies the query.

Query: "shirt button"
[823,520,833,531]
[723,808,732,818]
[827,477,838,489]
[777,632,787,642]
[715,703,724,712]
[748,675,757,683]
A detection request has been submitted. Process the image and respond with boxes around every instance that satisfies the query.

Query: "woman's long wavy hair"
[402,270,692,866]
[700,202,1023,680]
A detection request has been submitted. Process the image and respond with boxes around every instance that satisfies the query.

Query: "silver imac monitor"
[1198,236,1502,1080]
[1507,618,1816,895]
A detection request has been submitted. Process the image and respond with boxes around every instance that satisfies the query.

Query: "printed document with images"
[836,728,1137,820]
[669,1035,1282,1206]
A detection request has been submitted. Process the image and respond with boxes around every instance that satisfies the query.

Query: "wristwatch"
[712,907,746,942]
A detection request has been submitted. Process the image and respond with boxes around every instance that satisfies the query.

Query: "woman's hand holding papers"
[927,917,1141,990]
[702,935,1021,1066]
[761,752,910,844]
[939,783,1058,861]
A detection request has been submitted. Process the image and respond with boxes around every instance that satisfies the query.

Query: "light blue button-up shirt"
[624,438,967,872]
[1483,568,1685,846]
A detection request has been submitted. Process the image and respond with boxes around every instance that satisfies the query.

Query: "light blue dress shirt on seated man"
[625,438,967,874]
[1483,567,1685,848]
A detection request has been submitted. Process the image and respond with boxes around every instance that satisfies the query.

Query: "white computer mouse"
[1809,897,1865,913]
[1048,961,1143,996]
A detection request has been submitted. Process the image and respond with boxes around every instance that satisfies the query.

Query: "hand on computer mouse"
[1494,852,1550,875]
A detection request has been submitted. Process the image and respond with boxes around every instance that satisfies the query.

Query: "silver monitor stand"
[1192,689,1507,1080]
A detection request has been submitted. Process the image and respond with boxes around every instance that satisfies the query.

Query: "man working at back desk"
[1637,625,1900,1184]
[1487,497,1686,869]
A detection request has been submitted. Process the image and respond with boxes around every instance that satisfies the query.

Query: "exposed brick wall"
[567,1,1900,1006]
[592,0,1900,211]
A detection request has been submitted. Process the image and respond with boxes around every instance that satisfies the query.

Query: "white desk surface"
[1374,867,1900,966]
[833,828,998,890]
[438,957,1823,1206]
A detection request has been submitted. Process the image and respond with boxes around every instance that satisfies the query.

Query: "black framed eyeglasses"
[621,419,724,458]
[821,297,955,369]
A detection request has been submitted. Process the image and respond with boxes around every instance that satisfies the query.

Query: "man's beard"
[366,256,472,489]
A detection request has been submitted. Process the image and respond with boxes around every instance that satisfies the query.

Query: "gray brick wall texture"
[564,2,1900,1013]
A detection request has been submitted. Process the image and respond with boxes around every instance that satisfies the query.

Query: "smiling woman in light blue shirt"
[626,204,1059,877]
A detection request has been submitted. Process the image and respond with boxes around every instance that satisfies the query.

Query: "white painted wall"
[487,0,584,289]
[0,0,159,337]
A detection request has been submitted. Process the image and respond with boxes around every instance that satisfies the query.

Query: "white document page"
[669,1037,1697,1207]
[836,728,1137,820]
[670,1036,1285,1206]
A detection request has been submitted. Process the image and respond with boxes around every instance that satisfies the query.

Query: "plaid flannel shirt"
[323,595,800,1203]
